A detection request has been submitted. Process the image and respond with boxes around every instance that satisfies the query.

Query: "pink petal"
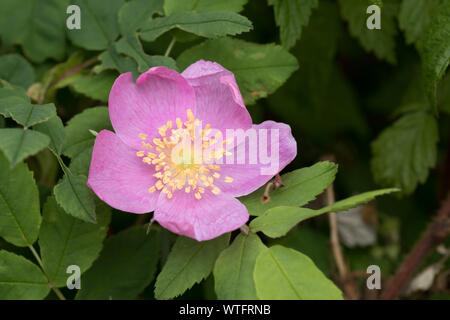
[182,60,252,133]
[87,130,159,213]
[109,67,196,150]
[215,121,297,197]
[154,190,249,241]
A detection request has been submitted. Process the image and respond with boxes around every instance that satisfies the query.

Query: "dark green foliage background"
[0,0,449,300]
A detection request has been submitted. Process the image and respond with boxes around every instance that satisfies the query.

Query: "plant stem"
[323,154,359,299]
[327,186,347,278]
[37,56,99,104]
[28,245,66,300]
[380,192,450,300]
[54,152,71,176]
[53,56,99,85]
[164,37,176,57]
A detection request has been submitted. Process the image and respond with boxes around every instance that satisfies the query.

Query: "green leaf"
[240,161,337,216]
[266,3,368,141]
[155,234,229,300]
[253,245,343,299]
[316,188,400,214]
[0,85,31,116]
[39,196,111,288]
[54,172,97,223]
[0,153,41,247]
[371,112,438,195]
[0,84,29,108]
[177,37,299,105]
[71,70,117,102]
[419,0,450,108]
[118,0,164,35]
[370,0,384,7]
[116,35,178,72]
[0,250,50,299]
[4,103,56,128]
[439,73,450,114]
[0,0,69,62]
[250,188,398,238]
[62,106,113,158]
[269,0,318,49]
[272,227,330,274]
[399,0,441,45]
[0,128,50,168]
[70,147,93,176]
[338,0,399,64]
[164,0,247,14]
[67,0,125,50]
[34,115,66,155]
[0,85,56,128]
[94,46,139,76]
[250,207,317,238]
[213,233,265,300]
[0,54,35,89]
[140,11,252,42]
[76,226,160,300]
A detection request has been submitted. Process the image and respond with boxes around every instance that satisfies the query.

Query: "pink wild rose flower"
[87,60,297,241]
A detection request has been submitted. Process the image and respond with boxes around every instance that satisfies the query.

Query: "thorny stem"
[380,192,450,300]
[164,37,176,57]
[28,245,66,300]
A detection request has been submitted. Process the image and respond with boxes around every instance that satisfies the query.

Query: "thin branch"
[28,245,66,300]
[323,154,359,300]
[380,192,450,300]
[326,185,348,278]
[53,56,99,85]
[37,56,99,104]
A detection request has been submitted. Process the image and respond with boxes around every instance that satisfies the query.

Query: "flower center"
[136,109,233,200]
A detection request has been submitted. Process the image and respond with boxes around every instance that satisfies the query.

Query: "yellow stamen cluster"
[136,109,234,200]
